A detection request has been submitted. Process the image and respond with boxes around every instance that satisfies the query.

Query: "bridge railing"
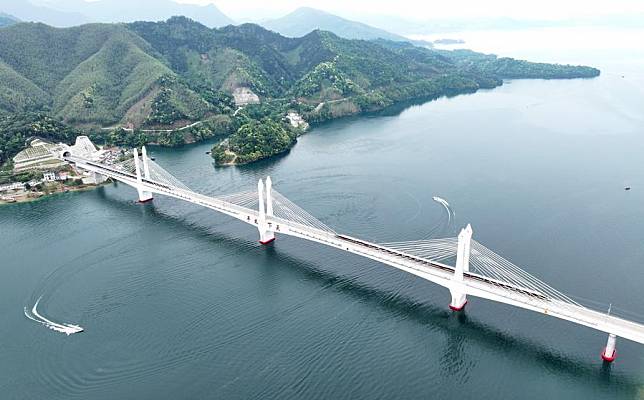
[62,150,644,355]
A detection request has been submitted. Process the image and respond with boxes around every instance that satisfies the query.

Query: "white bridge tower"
[450,224,472,311]
[134,147,153,203]
[52,149,644,361]
[257,177,276,244]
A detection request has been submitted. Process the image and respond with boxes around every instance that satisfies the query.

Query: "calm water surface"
[1,29,644,399]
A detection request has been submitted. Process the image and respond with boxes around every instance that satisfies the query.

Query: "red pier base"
[601,349,616,362]
[449,301,468,312]
[259,237,275,245]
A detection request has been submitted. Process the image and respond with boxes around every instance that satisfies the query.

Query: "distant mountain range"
[1,0,233,27]
[0,13,20,28]
[1,1,88,27]
[3,2,428,45]
[358,14,644,35]
[261,7,417,43]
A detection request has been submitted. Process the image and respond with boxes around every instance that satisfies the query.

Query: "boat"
[66,324,84,333]
[24,297,85,335]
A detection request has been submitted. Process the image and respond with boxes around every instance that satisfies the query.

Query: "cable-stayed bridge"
[61,143,644,363]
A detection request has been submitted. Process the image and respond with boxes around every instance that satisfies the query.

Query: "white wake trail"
[24,297,83,335]
[432,196,453,222]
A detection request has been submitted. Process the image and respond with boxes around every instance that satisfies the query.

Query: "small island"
[212,118,297,165]
[433,38,466,45]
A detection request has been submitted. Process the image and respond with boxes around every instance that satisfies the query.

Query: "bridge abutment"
[89,171,106,185]
[449,224,473,311]
[134,147,153,203]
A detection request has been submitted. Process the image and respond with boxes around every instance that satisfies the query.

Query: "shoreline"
[211,70,600,167]
[211,84,496,167]
[0,182,105,206]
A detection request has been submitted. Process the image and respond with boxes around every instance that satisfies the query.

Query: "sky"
[175,0,644,21]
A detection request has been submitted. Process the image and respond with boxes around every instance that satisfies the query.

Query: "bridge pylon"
[449,224,472,311]
[257,178,275,245]
[142,146,152,181]
[50,151,644,356]
[266,176,274,218]
[134,147,153,203]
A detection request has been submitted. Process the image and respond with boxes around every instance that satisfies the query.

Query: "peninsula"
[0,17,599,170]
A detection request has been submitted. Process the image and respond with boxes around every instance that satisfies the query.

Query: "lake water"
[1,28,644,399]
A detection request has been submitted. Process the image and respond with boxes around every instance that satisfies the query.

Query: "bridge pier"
[601,333,617,362]
[449,224,472,311]
[39,150,644,354]
[134,147,153,203]
[89,171,106,185]
[257,178,275,245]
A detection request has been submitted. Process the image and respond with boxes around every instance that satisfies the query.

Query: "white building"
[0,182,25,192]
[43,172,56,182]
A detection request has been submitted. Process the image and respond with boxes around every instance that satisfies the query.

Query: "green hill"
[0,17,600,126]
[435,49,601,79]
[0,17,600,165]
[0,60,49,112]
[53,29,174,125]
[0,21,218,127]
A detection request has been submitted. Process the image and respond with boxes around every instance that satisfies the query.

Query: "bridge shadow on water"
[260,244,638,390]
[90,189,640,391]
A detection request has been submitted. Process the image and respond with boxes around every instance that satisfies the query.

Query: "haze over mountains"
[2,0,233,27]
[0,13,19,28]
[3,0,642,39]
[0,1,89,27]
[260,7,412,42]
[2,1,419,44]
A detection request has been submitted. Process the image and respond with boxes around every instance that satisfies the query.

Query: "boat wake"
[24,297,83,335]
[421,196,455,239]
[432,196,453,223]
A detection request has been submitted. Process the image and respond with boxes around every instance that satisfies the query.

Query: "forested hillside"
[0,17,600,165]
[0,113,79,165]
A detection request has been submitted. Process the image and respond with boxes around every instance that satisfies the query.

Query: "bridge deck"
[65,155,644,345]
[326,234,644,344]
